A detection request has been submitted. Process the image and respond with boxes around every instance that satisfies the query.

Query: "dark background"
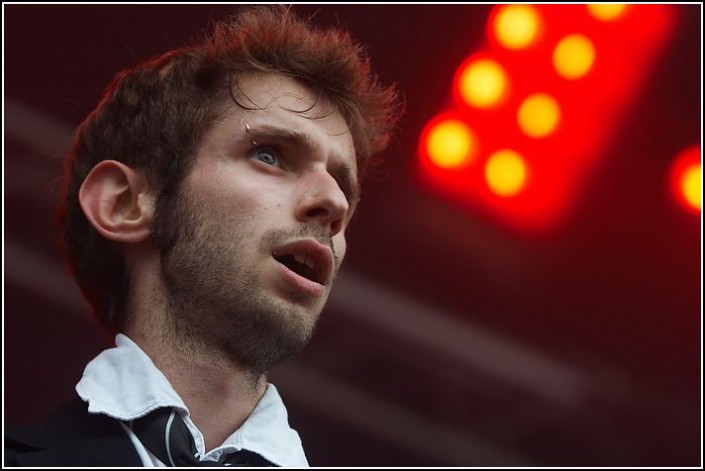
[4,4,701,466]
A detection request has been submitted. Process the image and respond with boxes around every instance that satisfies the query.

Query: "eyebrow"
[249,124,361,203]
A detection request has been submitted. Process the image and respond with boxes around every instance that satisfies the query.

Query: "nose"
[296,171,349,237]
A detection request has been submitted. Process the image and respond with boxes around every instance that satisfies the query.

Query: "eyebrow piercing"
[245,124,257,146]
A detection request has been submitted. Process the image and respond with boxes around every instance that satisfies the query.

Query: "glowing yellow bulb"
[493,5,541,50]
[681,164,701,211]
[670,146,701,214]
[458,59,508,108]
[485,149,528,197]
[517,93,561,138]
[553,34,596,80]
[587,4,628,21]
[426,120,478,169]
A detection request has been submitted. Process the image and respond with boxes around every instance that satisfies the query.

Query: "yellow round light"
[587,4,628,21]
[681,164,701,211]
[517,93,561,138]
[458,59,508,108]
[553,34,596,80]
[493,5,541,50]
[485,149,528,197]
[426,120,477,169]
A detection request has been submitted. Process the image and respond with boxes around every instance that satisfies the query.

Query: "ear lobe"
[79,160,154,243]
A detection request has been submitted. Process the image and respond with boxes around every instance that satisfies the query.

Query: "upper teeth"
[294,254,315,270]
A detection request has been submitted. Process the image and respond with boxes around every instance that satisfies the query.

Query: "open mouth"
[274,253,323,284]
[272,239,334,288]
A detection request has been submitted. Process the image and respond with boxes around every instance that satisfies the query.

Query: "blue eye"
[254,147,279,167]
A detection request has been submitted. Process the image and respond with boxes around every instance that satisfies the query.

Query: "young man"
[5,6,400,467]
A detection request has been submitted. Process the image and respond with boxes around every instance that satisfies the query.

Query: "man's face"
[155,72,358,373]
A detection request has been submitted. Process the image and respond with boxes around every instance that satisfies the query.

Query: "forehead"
[225,72,356,169]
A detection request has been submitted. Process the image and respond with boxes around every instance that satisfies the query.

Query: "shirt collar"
[76,333,308,467]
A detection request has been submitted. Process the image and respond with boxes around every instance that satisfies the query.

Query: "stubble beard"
[152,187,325,376]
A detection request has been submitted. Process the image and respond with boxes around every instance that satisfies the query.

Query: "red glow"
[670,145,701,214]
[420,4,676,232]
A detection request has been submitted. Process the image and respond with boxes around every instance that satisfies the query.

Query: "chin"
[220,296,321,374]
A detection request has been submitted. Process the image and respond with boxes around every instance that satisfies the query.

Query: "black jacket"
[4,399,142,467]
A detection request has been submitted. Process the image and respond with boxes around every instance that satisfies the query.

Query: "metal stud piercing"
[245,124,257,146]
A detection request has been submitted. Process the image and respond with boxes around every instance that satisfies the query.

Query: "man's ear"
[79,160,155,243]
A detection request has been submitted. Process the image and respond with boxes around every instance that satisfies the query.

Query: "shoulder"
[4,398,142,467]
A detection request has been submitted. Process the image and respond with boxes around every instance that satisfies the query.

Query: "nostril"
[305,207,329,218]
[330,219,344,236]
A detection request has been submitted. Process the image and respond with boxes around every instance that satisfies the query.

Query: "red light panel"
[419,5,676,232]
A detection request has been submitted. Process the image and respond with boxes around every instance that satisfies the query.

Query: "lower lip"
[274,259,325,297]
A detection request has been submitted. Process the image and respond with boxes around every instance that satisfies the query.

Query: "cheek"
[333,233,347,262]
[195,171,271,216]
[201,189,259,223]
[188,160,296,228]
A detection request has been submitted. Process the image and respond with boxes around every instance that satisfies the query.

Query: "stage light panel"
[419,4,676,231]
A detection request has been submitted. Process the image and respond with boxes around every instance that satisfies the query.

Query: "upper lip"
[272,238,335,285]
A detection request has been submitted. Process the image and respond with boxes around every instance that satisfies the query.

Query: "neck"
[126,323,267,451]
[123,247,267,451]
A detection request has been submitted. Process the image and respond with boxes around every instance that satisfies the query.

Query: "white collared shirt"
[76,333,309,467]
